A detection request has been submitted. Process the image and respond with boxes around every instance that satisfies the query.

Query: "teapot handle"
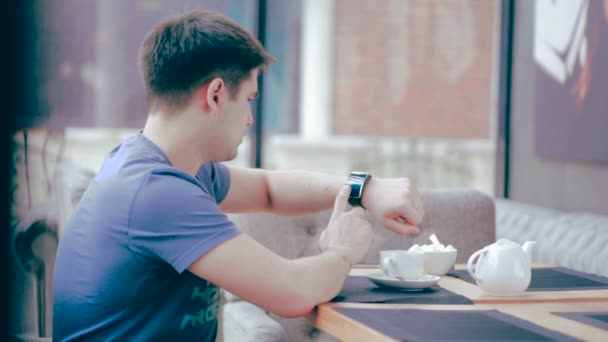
[467,248,487,285]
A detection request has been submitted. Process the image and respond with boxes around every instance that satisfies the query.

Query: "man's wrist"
[326,248,352,272]
[360,177,375,209]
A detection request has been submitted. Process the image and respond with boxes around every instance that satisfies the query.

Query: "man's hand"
[319,185,374,265]
[362,177,424,235]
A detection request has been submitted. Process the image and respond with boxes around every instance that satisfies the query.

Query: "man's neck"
[142,111,206,177]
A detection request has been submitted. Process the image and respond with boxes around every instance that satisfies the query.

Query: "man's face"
[217,70,258,160]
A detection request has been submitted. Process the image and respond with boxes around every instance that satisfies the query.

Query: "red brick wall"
[333,0,497,139]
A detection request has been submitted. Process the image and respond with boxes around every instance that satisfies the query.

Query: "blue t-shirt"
[53,133,241,341]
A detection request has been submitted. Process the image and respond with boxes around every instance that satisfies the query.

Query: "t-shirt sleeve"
[195,162,231,204]
[128,172,241,273]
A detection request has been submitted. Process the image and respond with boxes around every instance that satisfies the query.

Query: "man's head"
[138,9,275,112]
[138,10,275,162]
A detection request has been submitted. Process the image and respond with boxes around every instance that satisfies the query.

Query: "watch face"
[350,171,368,178]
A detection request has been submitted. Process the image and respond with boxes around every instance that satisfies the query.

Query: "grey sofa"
[495,199,608,278]
[222,188,496,342]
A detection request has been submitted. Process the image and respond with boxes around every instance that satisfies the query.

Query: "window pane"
[261,0,302,133]
[263,0,498,195]
[39,0,257,130]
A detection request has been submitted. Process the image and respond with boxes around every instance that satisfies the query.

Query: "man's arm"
[189,186,373,317]
[188,234,348,317]
[219,165,424,234]
[219,166,343,215]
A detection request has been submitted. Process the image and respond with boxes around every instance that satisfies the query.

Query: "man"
[53,10,424,341]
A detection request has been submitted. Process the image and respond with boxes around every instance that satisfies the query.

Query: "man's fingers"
[404,201,424,226]
[333,185,352,216]
[384,217,420,235]
[319,229,328,250]
[405,183,424,223]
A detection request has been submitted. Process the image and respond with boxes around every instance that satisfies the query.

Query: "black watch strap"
[346,172,371,207]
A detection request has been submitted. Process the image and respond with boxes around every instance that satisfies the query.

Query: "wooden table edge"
[308,303,397,342]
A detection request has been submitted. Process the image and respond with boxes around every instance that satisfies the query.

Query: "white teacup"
[380,250,424,280]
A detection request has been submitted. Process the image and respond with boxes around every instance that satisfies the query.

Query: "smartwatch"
[346,172,371,208]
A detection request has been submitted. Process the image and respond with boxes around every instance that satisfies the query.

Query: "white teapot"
[467,239,536,296]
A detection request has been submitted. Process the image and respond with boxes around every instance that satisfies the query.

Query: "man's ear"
[198,78,224,113]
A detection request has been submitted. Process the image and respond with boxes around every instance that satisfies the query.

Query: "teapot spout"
[522,241,536,263]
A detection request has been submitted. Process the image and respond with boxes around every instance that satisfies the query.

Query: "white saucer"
[366,273,440,291]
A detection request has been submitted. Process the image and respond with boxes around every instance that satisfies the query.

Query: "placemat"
[331,276,472,304]
[448,267,608,291]
[553,311,608,331]
[333,308,581,341]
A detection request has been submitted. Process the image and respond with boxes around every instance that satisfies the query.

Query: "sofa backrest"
[229,188,496,264]
[496,199,608,277]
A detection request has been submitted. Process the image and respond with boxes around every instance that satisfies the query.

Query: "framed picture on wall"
[534,0,608,163]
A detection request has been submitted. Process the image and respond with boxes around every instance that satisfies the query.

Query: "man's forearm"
[281,249,350,316]
[264,170,346,215]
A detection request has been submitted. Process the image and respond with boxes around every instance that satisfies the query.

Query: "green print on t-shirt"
[179,285,220,330]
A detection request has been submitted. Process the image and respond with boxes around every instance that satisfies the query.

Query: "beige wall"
[509,1,608,216]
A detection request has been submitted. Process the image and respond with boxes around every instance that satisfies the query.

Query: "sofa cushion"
[222,301,287,342]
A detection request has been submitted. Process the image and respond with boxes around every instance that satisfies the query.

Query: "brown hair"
[138,10,275,110]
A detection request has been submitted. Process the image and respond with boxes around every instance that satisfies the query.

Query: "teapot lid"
[491,239,521,251]
[494,239,516,246]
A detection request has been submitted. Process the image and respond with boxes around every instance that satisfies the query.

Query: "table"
[442,265,608,304]
[309,265,608,342]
